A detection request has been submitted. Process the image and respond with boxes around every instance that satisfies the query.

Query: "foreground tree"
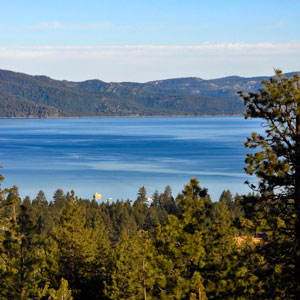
[0,186,49,299]
[105,228,158,300]
[53,191,106,299]
[154,178,210,299]
[48,278,73,300]
[239,70,300,297]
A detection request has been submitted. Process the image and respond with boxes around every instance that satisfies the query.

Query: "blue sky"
[0,0,299,81]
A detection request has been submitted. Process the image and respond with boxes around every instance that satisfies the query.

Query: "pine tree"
[48,278,73,300]
[105,228,158,300]
[219,190,233,209]
[0,186,49,299]
[136,186,147,204]
[239,70,300,298]
[133,186,149,230]
[159,185,178,216]
[153,178,209,299]
[32,190,54,235]
[53,189,67,211]
[203,199,239,299]
[86,211,111,300]
[32,190,48,206]
[52,190,99,299]
[151,190,160,209]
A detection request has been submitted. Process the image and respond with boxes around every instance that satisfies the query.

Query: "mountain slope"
[0,69,298,118]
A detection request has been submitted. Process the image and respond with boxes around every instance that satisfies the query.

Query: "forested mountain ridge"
[0,69,298,118]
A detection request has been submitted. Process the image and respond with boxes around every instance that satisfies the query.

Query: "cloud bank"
[0,43,299,82]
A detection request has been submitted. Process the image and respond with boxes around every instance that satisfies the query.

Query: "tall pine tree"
[0,186,49,299]
[239,70,300,298]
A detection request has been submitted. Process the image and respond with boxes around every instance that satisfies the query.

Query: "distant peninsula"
[0,69,298,118]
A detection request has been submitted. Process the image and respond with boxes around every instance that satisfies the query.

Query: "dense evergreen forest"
[0,68,297,118]
[0,70,299,299]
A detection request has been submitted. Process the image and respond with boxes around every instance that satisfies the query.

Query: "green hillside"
[0,69,298,118]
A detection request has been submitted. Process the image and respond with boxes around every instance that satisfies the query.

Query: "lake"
[0,117,263,202]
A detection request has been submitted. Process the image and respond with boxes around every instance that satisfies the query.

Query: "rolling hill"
[0,69,298,118]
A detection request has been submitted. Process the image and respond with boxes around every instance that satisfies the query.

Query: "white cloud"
[1,42,299,58]
[0,42,299,82]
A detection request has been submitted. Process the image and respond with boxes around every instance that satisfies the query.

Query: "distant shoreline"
[0,114,244,120]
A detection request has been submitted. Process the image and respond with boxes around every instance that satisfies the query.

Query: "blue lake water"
[0,117,263,202]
